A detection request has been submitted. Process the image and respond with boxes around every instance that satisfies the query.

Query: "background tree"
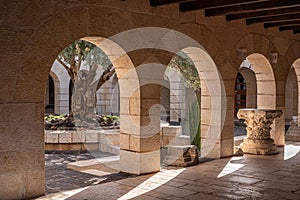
[56,40,115,126]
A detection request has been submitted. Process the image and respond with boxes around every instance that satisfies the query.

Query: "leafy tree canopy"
[167,51,201,91]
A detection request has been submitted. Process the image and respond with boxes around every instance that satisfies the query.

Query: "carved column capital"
[237,109,282,155]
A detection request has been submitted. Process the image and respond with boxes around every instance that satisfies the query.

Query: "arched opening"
[285,67,298,123]
[246,53,276,110]
[234,72,247,117]
[160,51,201,166]
[181,47,226,159]
[239,66,257,109]
[291,59,300,124]
[45,75,55,114]
[43,36,141,193]
[234,64,258,140]
[286,58,300,141]
[235,53,283,146]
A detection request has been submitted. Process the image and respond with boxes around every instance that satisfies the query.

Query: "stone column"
[119,84,161,175]
[237,109,282,155]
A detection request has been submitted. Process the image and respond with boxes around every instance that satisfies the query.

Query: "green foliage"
[168,51,201,91]
[189,100,201,149]
[44,114,67,122]
[57,40,112,70]
[58,40,94,65]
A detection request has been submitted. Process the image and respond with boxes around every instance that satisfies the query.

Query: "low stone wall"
[45,129,120,154]
[45,126,182,153]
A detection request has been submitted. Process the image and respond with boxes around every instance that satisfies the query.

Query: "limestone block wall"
[50,60,70,114]
[96,74,119,115]
[165,67,185,124]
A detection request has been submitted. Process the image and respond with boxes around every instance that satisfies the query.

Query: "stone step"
[169,135,190,146]
[167,145,192,156]
[67,155,120,172]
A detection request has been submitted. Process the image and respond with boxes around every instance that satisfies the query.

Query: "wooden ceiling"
[150,0,300,34]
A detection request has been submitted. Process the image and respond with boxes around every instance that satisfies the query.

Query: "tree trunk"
[71,65,115,127]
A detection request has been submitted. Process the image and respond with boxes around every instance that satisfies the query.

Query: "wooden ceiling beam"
[205,0,300,17]
[150,0,190,7]
[246,13,300,25]
[293,29,300,34]
[179,0,266,12]
[279,25,300,31]
[264,20,300,28]
[226,6,300,21]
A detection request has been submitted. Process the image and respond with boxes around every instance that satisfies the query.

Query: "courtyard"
[2,0,300,199]
[37,141,300,200]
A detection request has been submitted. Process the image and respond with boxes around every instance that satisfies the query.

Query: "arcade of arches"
[1,1,300,199]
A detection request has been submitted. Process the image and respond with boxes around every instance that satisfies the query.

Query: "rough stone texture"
[237,109,282,155]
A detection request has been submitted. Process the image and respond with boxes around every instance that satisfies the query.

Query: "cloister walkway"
[37,141,300,200]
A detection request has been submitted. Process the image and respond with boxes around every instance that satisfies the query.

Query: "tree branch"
[56,57,74,82]
[96,67,116,91]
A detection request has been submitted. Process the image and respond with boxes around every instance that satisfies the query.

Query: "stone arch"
[180,47,226,159]
[246,53,276,109]
[291,59,300,124]
[16,11,140,196]
[48,71,58,114]
[285,67,298,121]
[106,27,227,159]
[50,60,71,114]
[238,67,257,109]
[230,34,285,146]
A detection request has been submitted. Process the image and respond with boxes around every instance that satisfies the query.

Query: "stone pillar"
[237,109,282,155]
[0,103,45,199]
[119,84,161,175]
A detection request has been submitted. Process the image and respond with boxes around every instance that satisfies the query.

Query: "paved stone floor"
[37,141,300,200]
[45,152,134,194]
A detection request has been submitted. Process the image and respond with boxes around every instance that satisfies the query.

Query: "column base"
[240,138,278,155]
[120,149,160,175]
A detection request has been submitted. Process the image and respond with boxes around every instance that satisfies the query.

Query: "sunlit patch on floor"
[118,168,186,200]
[284,144,300,160]
[217,156,244,178]
[35,187,88,200]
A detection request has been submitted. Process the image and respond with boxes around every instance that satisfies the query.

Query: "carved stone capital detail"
[237,109,282,155]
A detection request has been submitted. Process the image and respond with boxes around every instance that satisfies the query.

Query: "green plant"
[189,100,201,149]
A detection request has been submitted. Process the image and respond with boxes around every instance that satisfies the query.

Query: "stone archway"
[285,67,298,122]
[243,53,284,145]
[50,60,71,114]
[9,32,140,199]
[246,53,276,110]
[239,67,257,109]
[46,74,55,114]
[180,47,226,159]
[291,59,300,123]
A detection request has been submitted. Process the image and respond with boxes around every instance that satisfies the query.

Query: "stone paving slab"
[38,141,300,200]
